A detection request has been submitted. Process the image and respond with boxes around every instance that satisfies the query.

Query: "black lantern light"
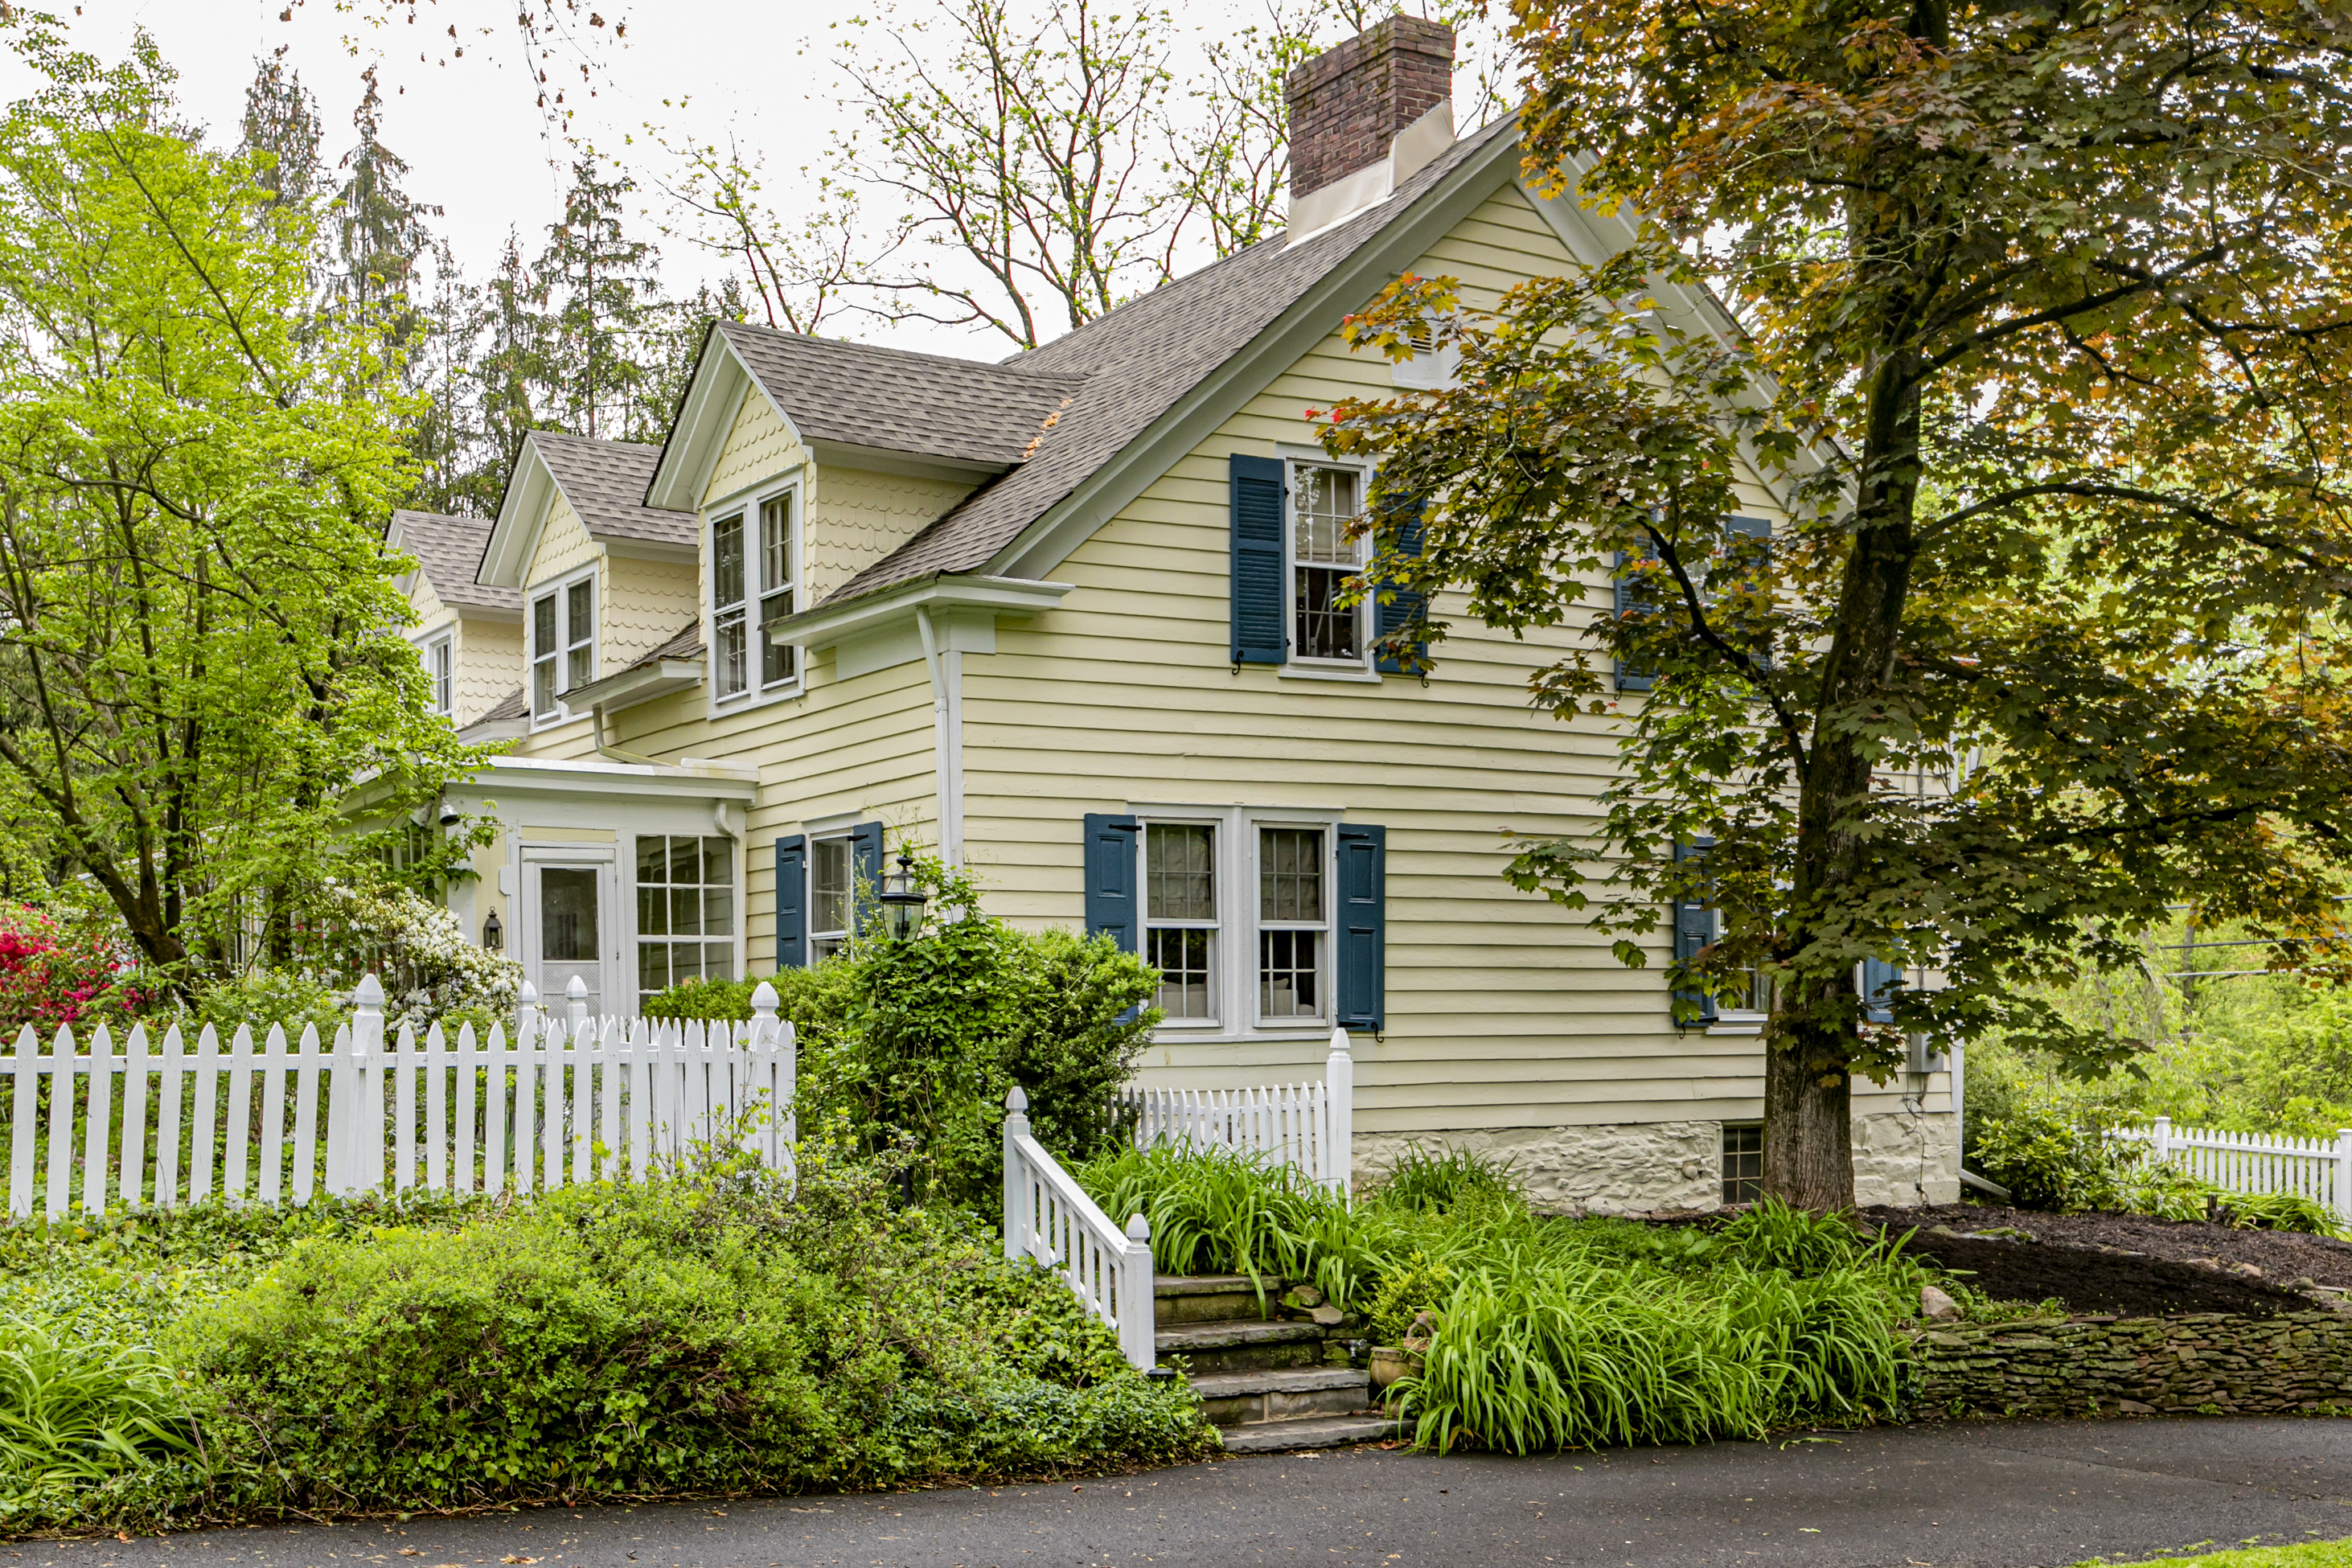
[482,909,504,952]
[879,852,927,942]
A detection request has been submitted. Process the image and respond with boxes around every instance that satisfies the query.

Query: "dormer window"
[712,481,800,705]
[529,568,596,724]
[421,631,453,717]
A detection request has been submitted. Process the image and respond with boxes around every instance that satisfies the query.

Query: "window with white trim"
[1257,826,1328,1020]
[634,835,736,1006]
[1145,823,1217,1020]
[1289,462,1368,665]
[810,835,852,959]
[422,632,453,717]
[712,486,800,705]
[759,492,797,689]
[527,572,595,723]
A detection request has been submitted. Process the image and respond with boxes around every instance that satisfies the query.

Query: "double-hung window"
[1291,463,1368,666]
[1145,823,1217,1020]
[422,633,453,717]
[1257,827,1328,1020]
[810,835,852,959]
[528,573,594,722]
[634,835,735,1007]
[712,487,800,705]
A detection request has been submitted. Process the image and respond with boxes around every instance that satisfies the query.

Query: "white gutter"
[913,605,965,864]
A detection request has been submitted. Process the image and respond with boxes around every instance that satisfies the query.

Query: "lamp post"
[879,852,927,942]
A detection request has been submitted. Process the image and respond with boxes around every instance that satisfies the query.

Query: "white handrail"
[1001,1086,1155,1369]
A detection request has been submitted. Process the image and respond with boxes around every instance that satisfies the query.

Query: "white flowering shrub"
[330,880,523,1034]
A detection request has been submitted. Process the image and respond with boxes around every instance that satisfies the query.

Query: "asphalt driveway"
[21,1417,2352,1568]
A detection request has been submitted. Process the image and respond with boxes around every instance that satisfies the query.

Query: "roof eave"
[564,656,705,715]
[481,440,560,589]
[766,573,1071,648]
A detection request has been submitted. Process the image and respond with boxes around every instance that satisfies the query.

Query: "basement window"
[1722,1123,1763,1205]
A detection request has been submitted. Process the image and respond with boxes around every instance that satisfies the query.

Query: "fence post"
[1121,1212,1156,1370]
[1003,1086,1031,1263]
[331,975,386,1197]
[565,975,589,1033]
[515,980,539,1044]
[2151,1115,2172,1168]
[2336,1129,2352,1226]
[748,980,782,1167]
[1325,1027,1354,1197]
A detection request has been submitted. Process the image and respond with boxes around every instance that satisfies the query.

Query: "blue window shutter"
[1728,515,1771,544]
[1082,814,1140,953]
[851,819,885,931]
[1375,501,1427,676]
[1230,455,1287,664]
[1860,957,1899,1024]
[1336,825,1386,1032]
[773,835,807,969]
[1671,836,1715,1024]
[1615,549,1658,692]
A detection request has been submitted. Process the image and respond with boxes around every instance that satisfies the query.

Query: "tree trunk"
[1763,1008,1855,1210]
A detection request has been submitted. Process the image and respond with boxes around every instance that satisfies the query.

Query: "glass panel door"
[536,863,604,1016]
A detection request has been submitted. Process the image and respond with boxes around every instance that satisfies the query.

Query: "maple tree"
[1326,0,2352,1205]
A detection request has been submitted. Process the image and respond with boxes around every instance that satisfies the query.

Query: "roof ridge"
[719,318,1090,387]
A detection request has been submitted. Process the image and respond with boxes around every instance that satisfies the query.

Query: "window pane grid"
[565,579,593,690]
[1293,464,1364,663]
[634,835,735,1008]
[530,594,557,716]
[1144,824,1216,1021]
[811,837,852,957]
[1722,1124,1763,1205]
[759,495,797,688]
[713,512,748,699]
[1256,827,1327,1023]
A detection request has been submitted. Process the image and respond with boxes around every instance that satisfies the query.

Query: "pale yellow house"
[391,19,1959,1210]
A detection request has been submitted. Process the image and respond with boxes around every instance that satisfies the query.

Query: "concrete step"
[1154,1273,1275,1326]
[1218,1414,1395,1454]
[1155,1316,1325,1375]
[1188,1366,1372,1428]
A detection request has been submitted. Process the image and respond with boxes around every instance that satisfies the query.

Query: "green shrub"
[2223,1189,2347,1238]
[1362,1250,1453,1345]
[0,1316,198,1522]
[640,974,764,1021]
[1968,1097,2130,1211]
[1369,1144,1522,1213]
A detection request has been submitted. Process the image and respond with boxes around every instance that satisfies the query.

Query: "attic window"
[529,569,595,724]
[712,485,801,706]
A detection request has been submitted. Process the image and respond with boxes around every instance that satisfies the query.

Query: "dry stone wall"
[1909,1312,2352,1418]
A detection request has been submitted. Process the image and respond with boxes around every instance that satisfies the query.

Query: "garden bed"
[1865,1202,2352,1289]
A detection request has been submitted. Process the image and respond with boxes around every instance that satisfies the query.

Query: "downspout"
[590,702,663,768]
[913,605,963,864]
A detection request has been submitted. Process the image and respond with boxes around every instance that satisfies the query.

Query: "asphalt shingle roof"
[392,510,516,610]
[818,117,1517,607]
[531,433,696,548]
[720,322,1090,473]
[475,686,527,724]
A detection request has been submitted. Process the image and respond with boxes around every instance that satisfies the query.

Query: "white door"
[523,848,616,1017]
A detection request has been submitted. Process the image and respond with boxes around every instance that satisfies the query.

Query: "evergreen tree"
[536,157,660,440]
[332,67,440,351]
[238,56,323,210]
[472,229,552,499]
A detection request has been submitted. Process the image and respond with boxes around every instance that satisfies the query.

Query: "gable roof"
[528,433,694,548]
[814,114,1526,607]
[388,510,518,611]
[718,323,1088,472]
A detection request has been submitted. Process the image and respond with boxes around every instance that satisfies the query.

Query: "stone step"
[1154,1273,1275,1326]
[1188,1366,1372,1428]
[1155,1316,1325,1375]
[1218,1414,1395,1454]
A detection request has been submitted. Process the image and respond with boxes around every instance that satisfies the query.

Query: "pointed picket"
[10,1026,37,1218]
[188,1025,220,1205]
[121,1025,151,1211]
[257,1026,288,1207]
[154,1025,184,1209]
[511,1016,538,1197]
[484,1021,510,1197]
[454,1022,479,1194]
[540,1017,569,1192]
[77,1026,113,1217]
[394,1022,419,1195]
[597,1017,622,1182]
[290,1025,320,1206]
[43,1026,74,1221]
[625,1017,653,1182]
[424,1023,447,1192]
[224,1025,254,1203]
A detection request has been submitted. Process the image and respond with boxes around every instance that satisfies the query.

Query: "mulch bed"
[1860,1202,2352,1319]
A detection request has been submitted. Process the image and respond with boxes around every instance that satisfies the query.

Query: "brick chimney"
[1284,16,1456,240]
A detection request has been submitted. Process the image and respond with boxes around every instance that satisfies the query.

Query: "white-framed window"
[1144,822,1218,1022]
[711,482,801,706]
[1287,461,1369,667]
[1255,825,1329,1022]
[421,631,453,717]
[527,569,595,724]
[810,835,852,959]
[1133,807,1341,1036]
[634,834,736,1007]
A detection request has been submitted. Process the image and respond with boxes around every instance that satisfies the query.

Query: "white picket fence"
[1001,1086,1156,1369]
[1119,1028,1354,1191]
[2112,1117,2352,1221]
[0,973,797,1221]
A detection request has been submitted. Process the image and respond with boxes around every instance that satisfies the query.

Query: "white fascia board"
[645,334,810,513]
[987,125,1526,586]
[766,573,1073,647]
[449,753,759,804]
[564,656,705,715]
[481,444,559,589]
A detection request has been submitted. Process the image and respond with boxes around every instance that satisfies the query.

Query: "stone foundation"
[1353,1109,1958,1212]
[1911,1312,2352,1418]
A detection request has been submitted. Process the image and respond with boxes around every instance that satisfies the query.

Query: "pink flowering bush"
[0,905,144,1036]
